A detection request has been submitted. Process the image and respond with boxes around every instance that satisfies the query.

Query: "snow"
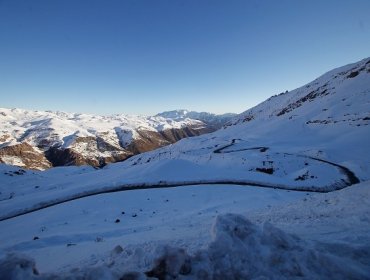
[0,57,369,278]
[1,176,370,278]
[0,156,26,167]
[1,182,369,279]
[156,110,236,127]
[0,108,206,151]
[0,107,216,170]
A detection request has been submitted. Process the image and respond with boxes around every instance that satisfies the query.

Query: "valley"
[0,57,369,279]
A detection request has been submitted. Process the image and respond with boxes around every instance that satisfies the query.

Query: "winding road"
[0,140,360,222]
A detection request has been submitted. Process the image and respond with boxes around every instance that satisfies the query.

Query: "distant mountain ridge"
[156,110,236,129]
[0,109,234,169]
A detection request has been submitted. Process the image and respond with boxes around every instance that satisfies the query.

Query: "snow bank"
[0,253,40,280]
[1,214,369,279]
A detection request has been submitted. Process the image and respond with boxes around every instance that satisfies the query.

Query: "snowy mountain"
[0,57,369,278]
[0,109,232,170]
[230,58,370,128]
[156,110,236,129]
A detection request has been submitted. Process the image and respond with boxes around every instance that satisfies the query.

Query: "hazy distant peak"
[156,110,237,129]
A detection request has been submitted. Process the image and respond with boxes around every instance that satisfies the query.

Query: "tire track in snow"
[0,178,356,222]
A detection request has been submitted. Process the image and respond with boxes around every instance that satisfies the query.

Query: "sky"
[0,0,369,116]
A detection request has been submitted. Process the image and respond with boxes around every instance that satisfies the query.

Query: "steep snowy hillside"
[0,109,232,170]
[0,58,369,278]
[232,58,370,127]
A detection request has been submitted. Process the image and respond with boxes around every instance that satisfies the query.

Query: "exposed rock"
[276,84,330,116]
[126,130,171,154]
[0,143,52,170]
[45,146,132,168]
[0,126,214,170]
[0,134,11,143]
[42,126,209,168]
[126,126,211,154]
[159,126,212,143]
[45,146,99,167]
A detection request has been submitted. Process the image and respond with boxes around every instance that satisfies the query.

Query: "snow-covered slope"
[0,57,369,278]
[0,109,233,170]
[232,58,370,127]
[0,165,369,279]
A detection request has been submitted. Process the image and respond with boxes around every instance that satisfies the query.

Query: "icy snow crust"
[0,58,369,278]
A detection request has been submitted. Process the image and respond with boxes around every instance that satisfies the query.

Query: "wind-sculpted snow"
[1,214,369,279]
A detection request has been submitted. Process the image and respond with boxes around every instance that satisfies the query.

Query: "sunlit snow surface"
[0,58,369,278]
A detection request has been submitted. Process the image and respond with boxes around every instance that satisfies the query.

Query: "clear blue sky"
[0,0,369,115]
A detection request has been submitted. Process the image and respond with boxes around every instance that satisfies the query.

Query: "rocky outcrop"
[45,147,98,167]
[45,136,133,168]
[126,126,212,154]
[160,126,213,143]
[0,142,51,170]
[126,130,170,154]
[45,146,132,168]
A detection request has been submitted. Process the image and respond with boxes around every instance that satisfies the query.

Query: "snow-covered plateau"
[0,57,369,279]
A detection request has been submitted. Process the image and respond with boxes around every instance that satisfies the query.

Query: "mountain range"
[0,57,369,278]
[0,109,235,170]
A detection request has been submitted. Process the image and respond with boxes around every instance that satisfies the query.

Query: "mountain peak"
[155,109,190,119]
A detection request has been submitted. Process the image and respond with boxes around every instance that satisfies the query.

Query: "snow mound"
[1,214,369,279]
[196,214,369,279]
[0,253,39,280]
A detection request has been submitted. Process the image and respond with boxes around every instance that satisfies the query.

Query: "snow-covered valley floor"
[1,180,369,279]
